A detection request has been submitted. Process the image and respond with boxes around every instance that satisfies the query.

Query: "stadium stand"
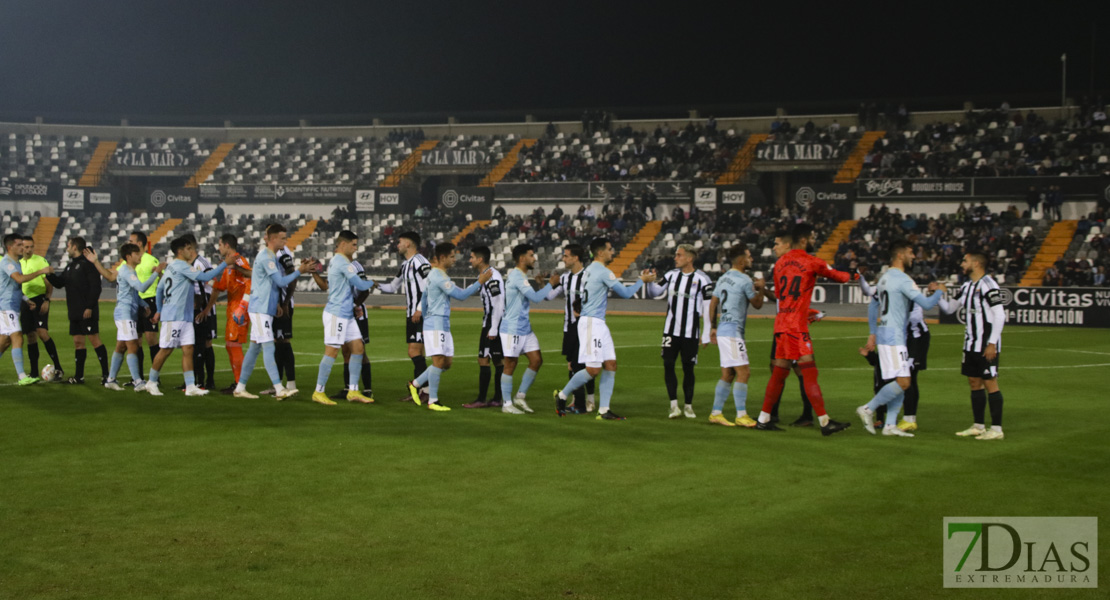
[2,134,96,185]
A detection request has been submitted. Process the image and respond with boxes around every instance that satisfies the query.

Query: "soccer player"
[147,236,228,396]
[645,243,713,419]
[210,234,252,393]
[940,253,1007,441]
[18,235,63,377]
[265,242,299,395]
[707,243,764,427]
[232,223,314,399]
[311,253,374,400]
[311,230,375,406]
[755,223,854,435]
[83,245,163,391]
[462,245,506,409]
[548,244,594,413]
[405,243,492,411]
[126,231,162,384]
[553,238,656,420]
[499,244,556,415]
[45,237,109,384]
[763,231,816,427]
[376,231,431,401]
[0,233,53,385]
[184,233,218,391]
[854,241,944,438]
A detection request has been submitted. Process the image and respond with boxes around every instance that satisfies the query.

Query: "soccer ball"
[41,364,56,382]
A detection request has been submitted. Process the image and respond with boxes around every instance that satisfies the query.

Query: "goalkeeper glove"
[232,299,249,326]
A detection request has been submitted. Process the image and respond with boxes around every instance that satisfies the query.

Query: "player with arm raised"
[311,251,375,401]
[763,231,816,427]
[0,233,53,385]
[310,230,376,406]
[45,237,109,385]
[854,241,944,437]
[125,231,162,384]
[499,244,556,415]
[707,243,764,426]
[404,243,492,411]
[19,235,63,377]
[553,237,656,420]
[376,231,431,401]
[755,223,856,435]
[548,244,594,414]
[645,244,713,419]
[211,234,252,393]
[462,246,506,409]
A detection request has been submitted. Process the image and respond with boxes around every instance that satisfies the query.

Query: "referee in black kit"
[45,237,109,384]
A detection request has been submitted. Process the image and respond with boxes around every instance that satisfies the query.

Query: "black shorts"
[356,316,370,344]
[660,334,699,364]
[479,325,504,360]
[137,297,158,334]
[406,317,424,344]
[961,350,999,380]
[193,313,218,342]
[20,295,48,332]
[274,307,294,340]
[907,331,930,371]
[69,316,99,336]
[562,326,580,361]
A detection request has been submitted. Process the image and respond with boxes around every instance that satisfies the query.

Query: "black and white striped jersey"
[647,268,713,340]
[547,268,587,332]
[351,260,369,319]
[480,268,505,335]
[907,304,929,339]
[276,246,296,309]
[952,275,1006,352]
[192,255,214,316]
[378,253,431,317]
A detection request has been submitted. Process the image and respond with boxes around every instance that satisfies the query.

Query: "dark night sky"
[0,1,1105,122]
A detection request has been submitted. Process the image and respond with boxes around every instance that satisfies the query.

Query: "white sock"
[349,385,358,391]
[974,423,985,429]
[275,383,286,393]
[429,397,438,405]
[758,411,771,423]
[737,410,747,419]
[670,399,679,410]
[711,409,722,416]
[587,393,595,403]
[557,390,567,400]
[818,415,830,427]
[315,385,326,393]
[991,425,1002,432]
[286,380,296,390]
[904,415,916,423]
[235,383,246,392]
[599,407,609,415]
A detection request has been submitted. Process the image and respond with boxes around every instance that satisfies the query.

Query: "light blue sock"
[239,342,261,385]
[349,355,362,390]
[598,370,616,412]
[518,368,538,396]
[126,353,142,383]
[261,342,280,386]
[885,392,904,428]
[109,352,124,381]
[732,382,748,413]
[150,368,160,384]
[712,379,730,413]
[427,366,442,400]
[866,380,904,412]
[12,347,24,376]
[316,355,336,391]
[501,372,514,402]
[414,367,432,387]
[561,369,593,399]
[184,370,195,387]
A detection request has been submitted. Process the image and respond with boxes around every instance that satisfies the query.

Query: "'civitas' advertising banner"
[937,286,1110,328]
[146,187,197,217]
[437,187,492,219]
[790,183,855,219]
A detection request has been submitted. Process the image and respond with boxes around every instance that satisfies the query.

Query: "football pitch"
[1,302,1106,599]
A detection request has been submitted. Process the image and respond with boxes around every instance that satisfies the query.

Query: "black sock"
[987,390,1003,427]
[343,361,351,391]
[570,367,586,408]
[971,389,987,424]
[75,348,87,379]
[279,344,295,384]
[194,346,206,387]
[876,405,887,424]
[361,360,372,391]
[204,346,216,388]
[798,374,813,419]
[148,345,159,378]
[43,338,62,369]
[584,372,595,397]
[904,370,920,417]
[477,365,491,402]
[27,343,40,374]
[275,344,287,381]
[94,345,108,379]
[137,345,145,379]
[681,361,696,405]
[663,360,679,402]
[412,355,427,380]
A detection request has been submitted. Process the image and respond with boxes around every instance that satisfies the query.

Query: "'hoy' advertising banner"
[438,187,492,218]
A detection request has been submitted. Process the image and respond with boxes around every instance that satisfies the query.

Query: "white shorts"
[577,316,616,367]
[159,320,195,348]
[500,332,541,358]
[323,313,361,347]
[115,319,138,342]
[424,329,454,357]
[249,313,274,344]
[0,310,19,336]
[878,344,912,380]
[717,336,750,368]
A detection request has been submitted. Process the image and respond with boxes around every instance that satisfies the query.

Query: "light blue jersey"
[0,255,23,311]
[580,261,642,320]
[421,268,480,332]
[502,268,552,336]
[874,268,941,346]
[249,247,299,316]
[712,268,757,338]
[325,254,374,319]
[156,258,226,322]
[115,264,158,321]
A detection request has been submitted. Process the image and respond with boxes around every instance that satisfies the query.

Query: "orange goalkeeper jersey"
[214,254,251,307]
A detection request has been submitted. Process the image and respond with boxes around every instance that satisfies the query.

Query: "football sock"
[75,348,87,379]
[797,361,826,417]
[349,355,363,391]
[598,370,615,413]
[798,374,813,419]
[670,399,679,410]
[27,343,39,374]
[561,368,594,400]
[360,359,372,391]
[733,381,748,414]
[275,344,286,381]
[758,366,791,421]
[414,367,432,388]
[712,379,729,414]
[477,365,491,402]
[585,376,595,396]
[261,342,281,386]
[663,359,679,402]
[149,368,161,384]
[204,346,216,388]
[228,345,244,383]
[12,347,25,378]
[126,352,142,383]
[884,390,904,428]
[109,351,124,380]
[426,366,442,402]
[184,370,196,388]
[343,361,351,389]
[681,361,696,405]
[93,345,108,378]
[238,342,261,387]
[988,390,1003,427]
[493,362,504,402]
[570,365,586,408]
[518,368,538,397]
[866,381,904,412]
[194,346,206,387]
[500,372,514,403]
[148,345,160,373]
[316,355,335,393]
[280,344,295,386]
[412,355,427,380]
[970,388,987,425]
[43,338,61,370]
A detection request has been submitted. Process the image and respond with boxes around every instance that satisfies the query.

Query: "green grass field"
[1,302,1106,599]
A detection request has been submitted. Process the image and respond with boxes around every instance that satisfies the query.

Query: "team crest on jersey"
[445,282,455,290]
[347,264,356,274]
[607,271,616,280]
[268,261,276,270]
